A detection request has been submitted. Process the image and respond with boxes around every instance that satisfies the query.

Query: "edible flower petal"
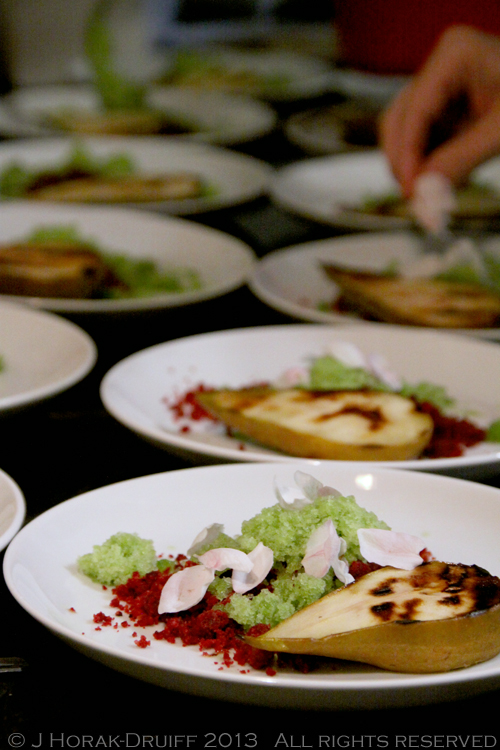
[327,341,366,369]
[187,523,224,556]
[197,547,254,573]
[275,471,342,511]
[366,352,402,391]
[232,542,274,594]
[411,171,456,234]
[158,564,215,614]
[302,519,354,585]
[358,528,425,570]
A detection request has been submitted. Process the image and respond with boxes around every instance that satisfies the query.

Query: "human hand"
[379,25,500,197]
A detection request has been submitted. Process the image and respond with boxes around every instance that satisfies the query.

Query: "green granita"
[77,531,157,586]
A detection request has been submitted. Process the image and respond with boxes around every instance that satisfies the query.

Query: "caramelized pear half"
[197,388,433,461]
[245,561,500,673]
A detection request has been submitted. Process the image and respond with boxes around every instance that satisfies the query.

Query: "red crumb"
[164,384,218,423]
[134,635,150,648]
[419,401,486,458]
[93,612,113,626]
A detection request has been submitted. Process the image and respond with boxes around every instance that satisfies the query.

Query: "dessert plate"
[0,84,277,146]
[0,136,272,215]
[0,299,96,411]
[271,151,500,230]
[0,203,255,313]
[248,232,500,339]
[5,462,500,709]
[100,323,500,478]
[0,468,25,551]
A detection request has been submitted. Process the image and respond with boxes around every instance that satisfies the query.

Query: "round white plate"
[0,203,255,313]
[284,103,380,156]
[0,299,96,411]
[0,84,277,146]
[0,136,272,216]
[0,468,25,551]
[249,232,500,339]
[162,49,336,101]
[328,67,409,105]
[100,323,500,477]
[5,462,500,708]
[271,150,500,230]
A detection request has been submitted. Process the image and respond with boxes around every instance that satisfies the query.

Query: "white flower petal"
[274,479,312,511]
[302,519,338,578]
[187,523,224,557]
[232,542,274,594]
[197,547,253,573]
[411,172,457,234]
[294,470,326,501]
[367,352,402,391]
[158,565,215,614]
[302,519,353,584]
[358,528,424,570]
[326,341,367,368]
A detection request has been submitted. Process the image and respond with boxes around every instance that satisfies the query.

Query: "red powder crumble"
[164,384,218,424]
[419,401,486,458]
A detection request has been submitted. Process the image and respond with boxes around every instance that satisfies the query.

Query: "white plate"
[0,203,255,313]
[99,323,500,477]
[328,68,409,105]
[0,136,272,216]
[284,103,379,156]
[271,151,500,230]
[5,462,500,709]
[0,468,25,551]
[162,49,336,101]
[0,299,96,411]
[0,85,277,146]
[249,232,500,339]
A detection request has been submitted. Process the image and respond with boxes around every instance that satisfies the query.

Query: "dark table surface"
[1,92,500,746]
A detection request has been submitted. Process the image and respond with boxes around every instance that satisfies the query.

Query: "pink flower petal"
[358,528,424,570]
[302,520,354,584]
[187,523,224,556]
[158,565,215,614]
[232,542,274,595]
[197,547,253,573]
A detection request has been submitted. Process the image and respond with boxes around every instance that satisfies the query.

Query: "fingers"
[380,25,500,196]
[421,99,500,184]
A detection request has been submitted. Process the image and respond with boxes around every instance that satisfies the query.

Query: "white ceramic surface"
[271,151,500,230]
[0,203,255,313]
[0,84,277,146]
[99,323,500,477]
[0,468,25,551]
[0,136,272,215]
[0,299,96,411]
[249,232,500,339]
[5,462,500,709]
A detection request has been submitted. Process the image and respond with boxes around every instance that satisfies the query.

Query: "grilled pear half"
[196,388,433,461]
[245,562,500,673]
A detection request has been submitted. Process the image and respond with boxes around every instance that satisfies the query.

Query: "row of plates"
[3,307,500,709]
